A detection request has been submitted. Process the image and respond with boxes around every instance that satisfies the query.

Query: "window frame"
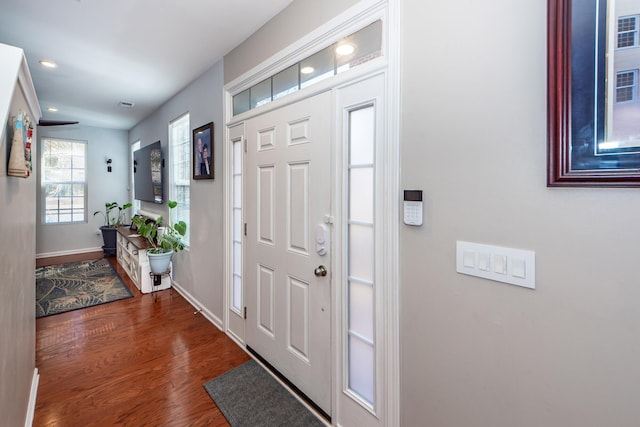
[40,137,88,225]
[130,140,141,214]
[168,113,191,246]
[38,137,89,225]
[617,15,639,49]
[615,69,637,103]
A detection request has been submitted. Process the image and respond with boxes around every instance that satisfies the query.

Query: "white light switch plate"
[456,241,535,289]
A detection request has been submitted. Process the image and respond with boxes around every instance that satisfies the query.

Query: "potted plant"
[94,202,132,256]
[131,200,187,274]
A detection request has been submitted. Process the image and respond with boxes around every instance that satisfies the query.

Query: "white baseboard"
[226,328,245,348]
[24,368,39,427]
[36,247,103,259]
[171,281,224,331]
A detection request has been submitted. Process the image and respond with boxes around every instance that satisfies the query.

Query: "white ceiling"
[0,0,294,130]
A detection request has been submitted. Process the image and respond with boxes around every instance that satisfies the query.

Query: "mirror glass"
[604,1,640,151]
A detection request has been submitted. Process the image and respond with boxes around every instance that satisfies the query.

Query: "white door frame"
[223,1,401,425]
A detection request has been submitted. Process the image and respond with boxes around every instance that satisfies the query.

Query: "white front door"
[244,91,332,414]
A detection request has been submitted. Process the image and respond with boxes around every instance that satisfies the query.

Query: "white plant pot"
[147,249,173,274]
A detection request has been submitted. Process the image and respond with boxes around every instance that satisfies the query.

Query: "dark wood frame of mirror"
[548,0,640,187]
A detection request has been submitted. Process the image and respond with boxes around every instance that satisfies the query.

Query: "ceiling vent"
[118,101,135,108]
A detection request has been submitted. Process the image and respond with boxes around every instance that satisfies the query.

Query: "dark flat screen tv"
[133,141,163,204]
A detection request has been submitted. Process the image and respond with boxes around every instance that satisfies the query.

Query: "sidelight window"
[346,105,376,406]
[231,138,243,313]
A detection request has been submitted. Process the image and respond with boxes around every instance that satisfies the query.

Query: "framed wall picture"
[193,122,214,180]
[548,0,640,187]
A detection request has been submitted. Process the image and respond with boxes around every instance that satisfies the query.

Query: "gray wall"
[401,1,640,426]
[36,126,129,255]
[129,60,225,319]
[225,0,640,425]
[0,67,37,426]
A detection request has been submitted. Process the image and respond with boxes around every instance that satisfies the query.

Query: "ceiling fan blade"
[38,119,79,126]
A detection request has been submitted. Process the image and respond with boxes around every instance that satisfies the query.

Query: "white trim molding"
[36,247,103,259]
[382,1,402,425]
[18,54,42,124]
[171,281,224,331]
[24,368,39,427]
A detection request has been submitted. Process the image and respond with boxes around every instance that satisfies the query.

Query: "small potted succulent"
[131,200,186,273]
[93,202,132,256]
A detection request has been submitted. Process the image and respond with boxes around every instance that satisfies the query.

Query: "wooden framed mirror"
[548,0,640,187]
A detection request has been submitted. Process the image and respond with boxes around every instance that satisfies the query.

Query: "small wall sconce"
[106,158,112,173]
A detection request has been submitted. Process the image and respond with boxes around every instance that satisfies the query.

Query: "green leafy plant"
[93,202,132,227]
[131,200,187,254]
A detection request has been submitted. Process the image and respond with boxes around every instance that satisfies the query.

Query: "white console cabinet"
[116,227,172,293]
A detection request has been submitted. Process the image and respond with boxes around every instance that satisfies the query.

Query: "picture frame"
[548,0,640,187]
[193,122,214,180]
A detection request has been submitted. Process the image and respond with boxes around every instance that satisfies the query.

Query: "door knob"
[314,265,327,277]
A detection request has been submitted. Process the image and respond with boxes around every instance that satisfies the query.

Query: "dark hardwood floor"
[34,253,250,427]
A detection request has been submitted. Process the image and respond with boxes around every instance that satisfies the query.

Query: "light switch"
[456,241,535,289]
[463,251,475,268]
[478,253,491,271]
[494,255,507,275]
[512,258,526,278]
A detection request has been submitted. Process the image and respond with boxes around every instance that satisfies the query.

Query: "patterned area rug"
[36,258,133,318]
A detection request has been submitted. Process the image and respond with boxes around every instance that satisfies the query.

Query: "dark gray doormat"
[203,359,325,427]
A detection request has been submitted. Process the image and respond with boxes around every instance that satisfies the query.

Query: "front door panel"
[245,91,332,414]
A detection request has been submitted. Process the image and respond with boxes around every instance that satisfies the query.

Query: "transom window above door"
[232,20,382,116]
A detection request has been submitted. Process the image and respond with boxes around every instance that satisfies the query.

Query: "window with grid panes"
[130,140,141,215]
[616,70,637,103]
[618,16,638,49]
[169,114,190,245]
[41,138,87,224]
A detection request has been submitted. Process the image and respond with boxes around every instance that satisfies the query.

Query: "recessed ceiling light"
[301,66,314,75]
[39,59,57,69]
[47,106,58,112]
[336,43,355,56]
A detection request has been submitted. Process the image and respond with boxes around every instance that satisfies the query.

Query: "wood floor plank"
[33,254,250,427]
